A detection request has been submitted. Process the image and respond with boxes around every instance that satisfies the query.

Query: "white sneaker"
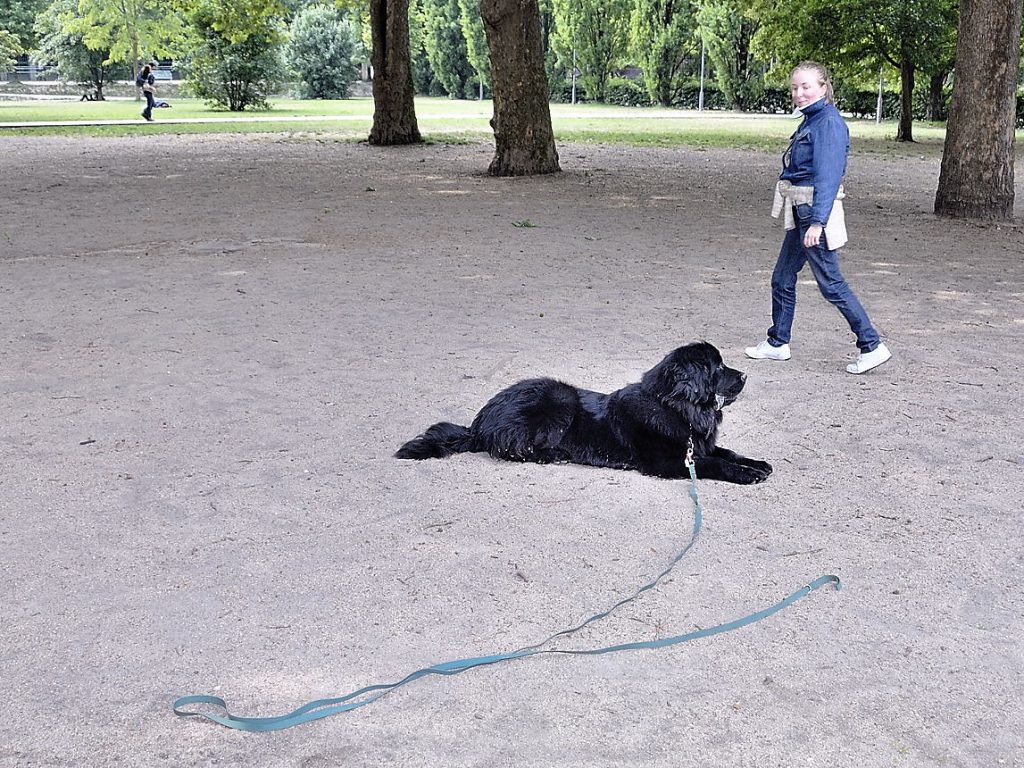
[745,340,792,361]
[846,343,891,374]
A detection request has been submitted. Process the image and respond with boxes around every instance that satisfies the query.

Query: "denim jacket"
[780,98,849,227]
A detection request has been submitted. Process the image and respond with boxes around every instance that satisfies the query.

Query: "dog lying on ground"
[395,342,772,484]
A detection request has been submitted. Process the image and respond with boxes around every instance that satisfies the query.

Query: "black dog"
[395,342,771,484]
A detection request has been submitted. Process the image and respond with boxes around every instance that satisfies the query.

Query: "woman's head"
[790,61,834,108]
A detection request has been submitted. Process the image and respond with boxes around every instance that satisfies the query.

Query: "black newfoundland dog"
[395,342,771,484]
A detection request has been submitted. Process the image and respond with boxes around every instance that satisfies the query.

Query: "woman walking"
[745,61,890,374]
[138,61,157,122]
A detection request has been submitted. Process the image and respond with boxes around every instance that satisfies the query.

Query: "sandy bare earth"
[1,132,1022,767]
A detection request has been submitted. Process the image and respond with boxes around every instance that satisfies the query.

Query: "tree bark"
[925,71,947,122]
[480,0,560,176]
[368,0,422,146]
[935,0,1023,220]
[896,56,915,142]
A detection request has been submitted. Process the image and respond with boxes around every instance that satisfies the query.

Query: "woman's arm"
[809,114,848,227]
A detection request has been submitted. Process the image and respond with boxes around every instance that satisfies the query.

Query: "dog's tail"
[395,422,475,460]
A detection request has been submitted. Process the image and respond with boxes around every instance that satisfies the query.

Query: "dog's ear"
[642,358,712,406]
[669,362,712,404]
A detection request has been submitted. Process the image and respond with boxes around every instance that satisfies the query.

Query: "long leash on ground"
[173,440,841,732]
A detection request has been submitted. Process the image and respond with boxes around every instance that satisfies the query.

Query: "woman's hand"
[803,224,823,249]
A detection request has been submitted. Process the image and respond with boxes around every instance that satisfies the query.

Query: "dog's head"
[640,342,746,411]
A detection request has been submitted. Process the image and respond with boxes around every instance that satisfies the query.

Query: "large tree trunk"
[935,0,1023,220]
[480,0,560,176]
[368,0,421,146]
[896,56,915,142]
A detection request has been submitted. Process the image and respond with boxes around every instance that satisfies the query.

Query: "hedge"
[549,75,1024,127]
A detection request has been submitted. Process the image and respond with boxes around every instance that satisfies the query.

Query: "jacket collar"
[799,97,828,119]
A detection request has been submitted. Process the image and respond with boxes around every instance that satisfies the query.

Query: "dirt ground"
[1,132,1022,767]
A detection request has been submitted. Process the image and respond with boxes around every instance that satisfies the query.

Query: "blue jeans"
[142,90,155,119]
[767,204,880,353]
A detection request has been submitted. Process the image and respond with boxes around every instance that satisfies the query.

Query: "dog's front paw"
[746,459,773,476]
[732,462,772,484]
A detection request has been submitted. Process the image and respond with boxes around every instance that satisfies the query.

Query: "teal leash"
[173,442,841,732]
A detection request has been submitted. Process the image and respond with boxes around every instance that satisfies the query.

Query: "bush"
[670,82,728,110]
[834,87,894,119]
[748,86,791,114]
[286,5,357,99]
[834,87,947,122]
[603,77,651,107]
[547,74,1024,127]
[549,79,587,104]
[183,29,285,111]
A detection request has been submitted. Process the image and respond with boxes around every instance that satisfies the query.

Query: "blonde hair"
[790,61,835,104]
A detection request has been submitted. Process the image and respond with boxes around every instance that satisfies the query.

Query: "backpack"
[136,70,147,88]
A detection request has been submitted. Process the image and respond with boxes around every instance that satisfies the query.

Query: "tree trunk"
[480,0,560,176]
[925,71,946,122]
[132,43,140,102]
[935,0,1023,220]
[368,0,422,146]
[657,48,672,106]
[896,57,915,141]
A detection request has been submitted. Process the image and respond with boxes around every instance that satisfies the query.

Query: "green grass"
[0,96,377,121]
[1,94,1015,157]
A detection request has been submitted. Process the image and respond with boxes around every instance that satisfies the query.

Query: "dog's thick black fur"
[395,342,771,484]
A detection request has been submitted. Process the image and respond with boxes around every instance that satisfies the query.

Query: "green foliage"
[456,0,488,95]
[629,0,700,106]
[696,0,763,111]
[0,0,49,49]
[666,80,785,110]
[538,0,567,98]
[32,0,117,93]
[407,0,435,94]
[180,0,287,43]
[604,76,650,106]
[836,84,959,122]
[181,0,286,110]
[408,5,448,98]
[548,82,578,103]
[421,0,474,98]
[671,80,728,109]
[550,0,631,102]
[0,28,23,70]
[751,0,958,85]
[349,0,371,54]
[286,4,356,98]
[183,31,285,109]
[72,0,186,69]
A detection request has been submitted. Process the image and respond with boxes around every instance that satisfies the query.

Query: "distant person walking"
[137,61,157,122]
[745,61,891,375]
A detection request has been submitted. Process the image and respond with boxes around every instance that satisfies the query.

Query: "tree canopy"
[753,0,959,138]
[0,28,22,69]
